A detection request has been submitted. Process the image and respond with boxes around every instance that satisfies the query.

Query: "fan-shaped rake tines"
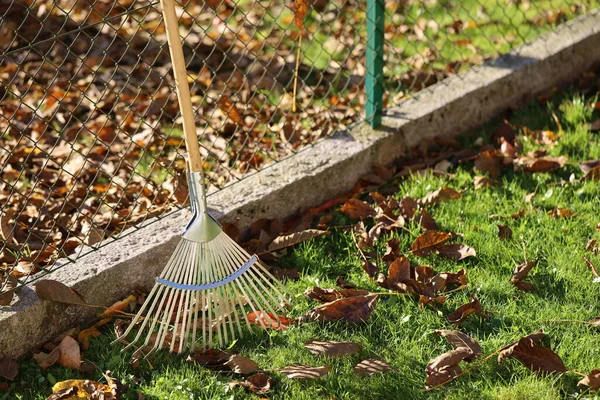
[116,231,291,356]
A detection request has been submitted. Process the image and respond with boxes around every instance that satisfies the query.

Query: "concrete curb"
[2,11,599,359]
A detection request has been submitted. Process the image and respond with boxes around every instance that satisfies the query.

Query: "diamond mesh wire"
[0,0,596,299]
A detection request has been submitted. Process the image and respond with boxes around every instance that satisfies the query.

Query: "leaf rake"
[114,0,291,355]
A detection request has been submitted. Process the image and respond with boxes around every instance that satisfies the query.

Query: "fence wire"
[0,0,596,299]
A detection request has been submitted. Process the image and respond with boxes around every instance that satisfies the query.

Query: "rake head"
[114,168,291,356]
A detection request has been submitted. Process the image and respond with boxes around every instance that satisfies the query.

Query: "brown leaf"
[425,347,471,388]
[588,119,600,132]
[382,238,401,262]
[429,269,468,293]
[279,363,331,379]
[418,187,461,207]
[400,197,419,220]
[304,287,370,303]
[578,370,600,392]
[579,160,600,181]
[46,386,78,400]
[474,175,496,190]
[341,198,376,220]
[217,95,245,126]
[435,330,482,362]
[447,295,484,325]
[33,280,87,306]
[497,224,512,240]
[585,239,597,252]
[362,259,380,278]
[498,330,566,374]
[34,347,60,370]
[293,0,309,30]
[514,156,567,173]
[511,208,526,220]
[474,151,502,178]
[410,230,453,256]
[230,373,272,394]
[0,359,19,381]
[101,295,136,317]
[336,276,356,289]
[548,207,575,218]
[416,209,438,231]
[247,311,295,330]
[304,339,361,357]
[224,354,259,375]
[511,261,536,291]
[57,336,82,370]
[584,258,599,278]
[436,244,476,261]
[300,294,378,323]
[354,359,396,376]
[188,349,233,367]
[0,275,17,306]
[268,229,329,252]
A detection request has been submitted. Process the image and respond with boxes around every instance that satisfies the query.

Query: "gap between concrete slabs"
[1,11,599,359]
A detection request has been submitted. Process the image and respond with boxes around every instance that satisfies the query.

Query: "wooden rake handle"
[159,0,203,172]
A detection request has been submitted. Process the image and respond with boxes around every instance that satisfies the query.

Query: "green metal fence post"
[366,0,384,128]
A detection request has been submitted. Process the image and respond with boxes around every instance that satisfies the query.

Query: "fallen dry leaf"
[498,330,566,374]
[511,261,536,291]
[0,359,19,381]
[33,280,87,306]
[474,175,496,190]
[57,336,82,371]
[416,209,438,231]
[362,259,380,278]
[224,354,259,375]
[436,244,476,261]
[514,155,567,173]
[46,386,78,400]
[304,339,361,357]
[474,150,502,178]
[293,0,309,30]
[300,294,378,324]
[217,95,245,126]
[247,311,294,330]
[547,207,575,218]
[229,373,272,394]
[187,349,233,367]
[447,295,485,325]
[425,347,472,388]
[341,198,377,220]
[33,347,60,370]
[418,187,461,207]
[578,369,600,392]
[435,330,482,361]
[0,275,17,306]
[584,258,599,278]
[268,229,329,252]
[279,363,331,379]
[579,160,600,181]
[354,359,396,376]
[304,287,370,303]
[497,224,512,240]
[101,295,136,317]
[410,230,453,256]
[429,269,468,293]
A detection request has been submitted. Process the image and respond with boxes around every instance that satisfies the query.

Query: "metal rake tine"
[223,237,283,316]
[217,237,279,327]
[224,235,291,309]
[212,242,241,339]
[181,241,200,353]
[148,241,192,353]
[118,240,186,349]
[171,241,196,353]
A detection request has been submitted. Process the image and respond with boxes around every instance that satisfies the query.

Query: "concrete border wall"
[1,10,599,359]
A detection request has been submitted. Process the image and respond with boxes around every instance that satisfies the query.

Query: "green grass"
[6,82,600,399]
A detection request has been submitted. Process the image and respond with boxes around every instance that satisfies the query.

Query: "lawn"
[5,65,600,399]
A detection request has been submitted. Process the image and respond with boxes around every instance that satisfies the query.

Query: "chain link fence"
[0,0,597,300]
